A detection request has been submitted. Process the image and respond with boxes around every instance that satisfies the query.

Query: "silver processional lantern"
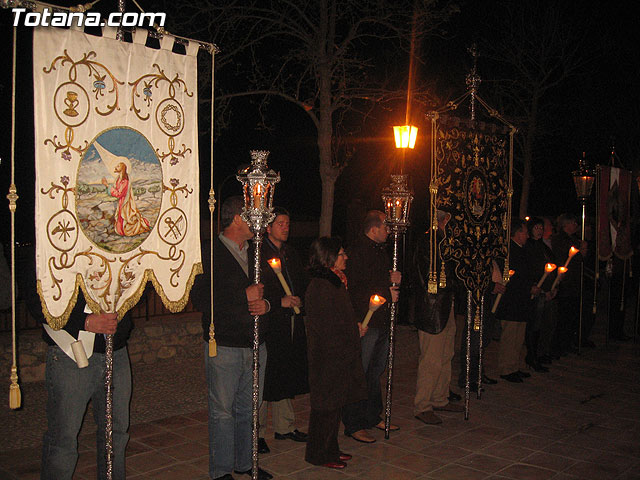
[382,174,413,231]
[236,149,280,480]
[380,173,413,440]
[571,153,594,355]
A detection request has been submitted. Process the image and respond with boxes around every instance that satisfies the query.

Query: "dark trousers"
[305,408,341,465]
[342,327,388,435]
[555,296,579,353]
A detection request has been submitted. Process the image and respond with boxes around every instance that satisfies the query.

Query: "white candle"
[268,258,301,314]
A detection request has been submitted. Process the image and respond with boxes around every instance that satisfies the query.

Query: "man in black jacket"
[497,219,541,382]
[191,196,274,480]
[342,210,401,443]
[258,208,309,452]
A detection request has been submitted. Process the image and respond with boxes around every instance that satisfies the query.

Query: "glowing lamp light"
[572,154,595,201]
[545,263,557,273]
[393,125,418,149]
[236,150,280,232]
[381,174,413,229]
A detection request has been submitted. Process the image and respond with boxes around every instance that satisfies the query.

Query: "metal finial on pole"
[466,44,481,122]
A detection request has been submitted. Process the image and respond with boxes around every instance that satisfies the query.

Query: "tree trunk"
[518,95,539,218]
[317,85,337,237]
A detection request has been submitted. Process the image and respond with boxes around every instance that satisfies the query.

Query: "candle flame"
[268,258,281,268]
[545,263,557,272]
[369,294,386,306]
[558,266,568,274]
[569,246,579,256]
[508,270,515,276]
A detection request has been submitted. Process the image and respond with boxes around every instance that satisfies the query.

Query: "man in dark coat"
[551,213,588,353]
[497,218,540,382]
[258,208,309,453]
[191,196,275,480]
[413,209,464,425]
[342,210,401,443]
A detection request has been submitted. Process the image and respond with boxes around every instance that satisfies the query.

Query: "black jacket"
[412,229,455,334]
[305,267,366,411]
[261,238,309,401]
[193,236,277,348]
[345,235,392,330]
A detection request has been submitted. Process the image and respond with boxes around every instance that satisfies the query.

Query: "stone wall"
[0,312,203,383]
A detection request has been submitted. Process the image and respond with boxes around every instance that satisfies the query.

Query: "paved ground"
[1,316,639,479]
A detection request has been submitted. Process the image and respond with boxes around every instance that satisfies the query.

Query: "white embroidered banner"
[33,27,202,328]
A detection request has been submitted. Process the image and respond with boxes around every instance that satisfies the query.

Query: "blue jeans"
[205,343,266,479]
[41,345,131,480]
[342,327,389,434]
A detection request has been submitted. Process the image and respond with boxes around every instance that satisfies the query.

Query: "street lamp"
[393,125,418,149]
[572,153,595,355]
[393,125,418,175]
[381,173,413,440]
[236,150,280,480]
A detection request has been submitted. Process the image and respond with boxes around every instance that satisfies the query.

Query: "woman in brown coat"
[304,237,367,469]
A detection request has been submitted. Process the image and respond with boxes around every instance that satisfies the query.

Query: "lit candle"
[268,258,301,314]
[563,246,579,268]
[491,269,515,314]
[531,263,557,299]
[362,294,387,329]
[252,183,263,209]
[394,199,402,220]
[550,266,568,291]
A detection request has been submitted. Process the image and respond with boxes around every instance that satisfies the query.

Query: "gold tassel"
[473,307,481,331]
[9,365,21,410]
[428,273,438,294]
[208,321,217,357]
[439,260,447,289]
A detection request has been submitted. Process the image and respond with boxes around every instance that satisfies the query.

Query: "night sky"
[0,1,638,247]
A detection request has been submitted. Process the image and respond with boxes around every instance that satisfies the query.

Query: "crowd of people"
[23,194,636,479]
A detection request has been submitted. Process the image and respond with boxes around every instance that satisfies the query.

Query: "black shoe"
[516,370,531,378]
[525,358,549,373]
[234,467,273,480]
[258,437,270,454]
[538,355,552,365]
[274,429,308,442]
[482,374,498,385]
[500,373,523,383]
[448,390,462,402]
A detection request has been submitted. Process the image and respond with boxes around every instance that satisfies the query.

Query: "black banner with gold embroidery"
[435,117,511,315]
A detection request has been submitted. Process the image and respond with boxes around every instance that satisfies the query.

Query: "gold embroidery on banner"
[129,64,193,165]
[43,50,124,161]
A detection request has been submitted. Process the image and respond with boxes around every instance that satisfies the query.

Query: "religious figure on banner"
[77,128,162,254]
[99,154,151,237]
